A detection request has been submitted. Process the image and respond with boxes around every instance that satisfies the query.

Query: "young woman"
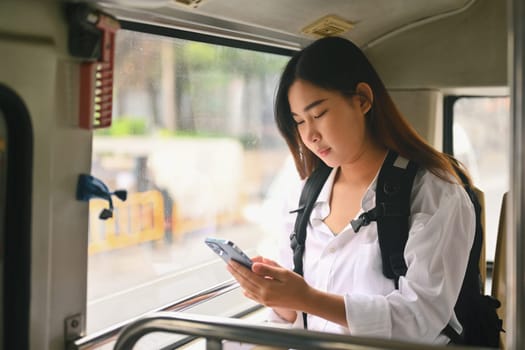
[227,36,475,344]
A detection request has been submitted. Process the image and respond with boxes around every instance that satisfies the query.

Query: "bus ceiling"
[88,0,506,90]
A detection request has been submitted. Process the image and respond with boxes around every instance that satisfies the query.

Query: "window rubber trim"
[0,84,33,350]
[120,20,297,57]
[443,95,461,155]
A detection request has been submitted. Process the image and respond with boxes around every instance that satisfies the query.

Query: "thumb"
[252,256,280,267]
[260,257,280,267]
[252,262,285,280]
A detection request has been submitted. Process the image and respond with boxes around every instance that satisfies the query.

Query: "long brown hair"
[274,36,470,185]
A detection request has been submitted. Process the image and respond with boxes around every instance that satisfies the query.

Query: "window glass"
[452,97,509,262]
[88,30,292,333]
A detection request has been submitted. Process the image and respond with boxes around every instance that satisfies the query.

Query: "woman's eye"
[314,110,328,119]
[294,120,305,125]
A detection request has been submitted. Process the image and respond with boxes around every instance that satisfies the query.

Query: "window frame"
[0,83,33,350]
[442,94,509,267]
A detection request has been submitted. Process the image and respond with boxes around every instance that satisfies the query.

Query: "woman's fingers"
[228,260,278,297]
[252,262,285,281]
[251,256,265,263]
[228,259,285,283]
[227,259,307,310]
[227,260,252,282]
[227,260,266,294]
[251,256,279,266]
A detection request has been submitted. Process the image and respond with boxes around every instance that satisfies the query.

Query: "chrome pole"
[508,0,525,348]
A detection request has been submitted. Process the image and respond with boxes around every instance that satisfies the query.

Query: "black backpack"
[290,150,504,347]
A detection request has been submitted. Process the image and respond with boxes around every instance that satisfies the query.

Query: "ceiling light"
[301,15,354,38]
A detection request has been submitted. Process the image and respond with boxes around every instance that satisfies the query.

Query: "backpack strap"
[290,162,332,277]
[349,151,419,287]
[375,150,419,288]
[289,162,331,329]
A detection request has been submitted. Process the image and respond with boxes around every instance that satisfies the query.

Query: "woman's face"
[288,79,372,168]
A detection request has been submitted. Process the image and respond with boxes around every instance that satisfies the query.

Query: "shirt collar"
[315,166,338,204]
[313,165,382,211]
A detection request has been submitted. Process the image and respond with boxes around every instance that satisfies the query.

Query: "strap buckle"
[351,212,371,232]
[351,208,378,232]
[290,232,299,249]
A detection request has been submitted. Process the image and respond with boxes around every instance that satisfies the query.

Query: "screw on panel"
[65,313,85,349]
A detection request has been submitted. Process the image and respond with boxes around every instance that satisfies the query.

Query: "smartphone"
[205,237,253,269]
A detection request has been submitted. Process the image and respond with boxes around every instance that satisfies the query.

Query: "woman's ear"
[355,82,374,114]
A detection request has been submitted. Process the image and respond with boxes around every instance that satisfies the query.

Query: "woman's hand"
[227,256,311,312]
[227,255,347,327]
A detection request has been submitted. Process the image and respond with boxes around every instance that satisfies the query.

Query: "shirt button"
[329,247,336,253]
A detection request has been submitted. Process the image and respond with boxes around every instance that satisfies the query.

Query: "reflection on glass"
[453,97,509,263]
[87,30,292,333]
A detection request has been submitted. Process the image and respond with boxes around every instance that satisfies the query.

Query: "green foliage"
[95,116,147,136]
[220,47,288,76]
[155,128,229,139]
[182,41,287,77]
[183,42,219,69]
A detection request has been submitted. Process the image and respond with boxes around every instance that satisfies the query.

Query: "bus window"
[451,96,509,264]
[87,29,292,333]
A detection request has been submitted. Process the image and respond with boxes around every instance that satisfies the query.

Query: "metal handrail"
[72,280,245,350]
[113,311,488,350]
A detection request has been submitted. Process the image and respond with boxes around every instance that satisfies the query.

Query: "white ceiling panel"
[93,0,474,48]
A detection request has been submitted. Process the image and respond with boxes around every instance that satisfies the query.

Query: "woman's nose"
[304,123,320,143]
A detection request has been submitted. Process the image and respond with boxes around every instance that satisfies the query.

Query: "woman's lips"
[318,147,331,157]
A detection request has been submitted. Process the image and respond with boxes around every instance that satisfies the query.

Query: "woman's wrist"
[300,287,348,327]
[299,285,318,313]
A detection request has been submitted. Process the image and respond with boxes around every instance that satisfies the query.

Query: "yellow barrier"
[88,190,165,255]
[88,190,245,253]
[170,205,244,240]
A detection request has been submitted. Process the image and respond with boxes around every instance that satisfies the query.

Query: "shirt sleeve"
[265,309,304,328]
[344,170,476,342]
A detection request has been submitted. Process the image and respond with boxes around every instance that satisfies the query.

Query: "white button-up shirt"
[268,166,475,345]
